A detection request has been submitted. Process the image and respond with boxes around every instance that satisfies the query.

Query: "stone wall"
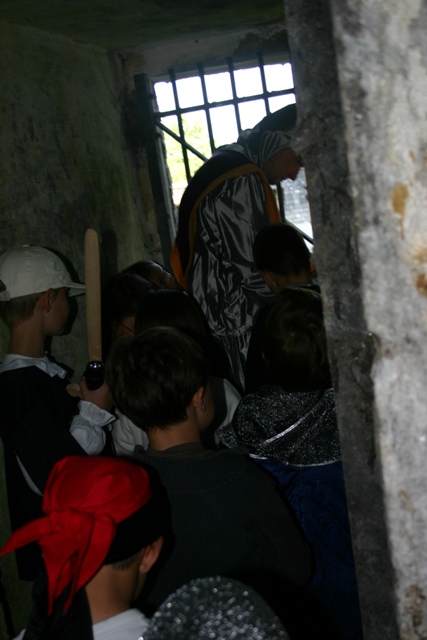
[0,22,156,635]
[285,0,427,637]
[332,1,427,636]
[0,22,157,372]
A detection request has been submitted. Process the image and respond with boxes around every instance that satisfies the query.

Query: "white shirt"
[14,608,150,640]
[112,410,149,458]
[93,609,149,639]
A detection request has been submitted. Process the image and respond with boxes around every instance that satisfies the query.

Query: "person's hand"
[80,378,114,412]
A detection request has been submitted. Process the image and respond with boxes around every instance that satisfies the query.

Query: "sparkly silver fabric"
[217,386,341,466]
[143,576,289,639]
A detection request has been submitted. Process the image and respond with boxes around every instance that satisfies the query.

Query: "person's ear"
[191,386,206,412]
[37,289,55,313]
[259,269,273,286]
[260,270,280,294]
[139,537,164,575]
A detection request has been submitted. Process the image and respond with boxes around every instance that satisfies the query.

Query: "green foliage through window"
[162,113,211,190]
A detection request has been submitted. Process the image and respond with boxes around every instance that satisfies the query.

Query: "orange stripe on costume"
[170,163,280,291]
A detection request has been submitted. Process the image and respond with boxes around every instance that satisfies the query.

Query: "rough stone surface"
[0,23,156,634]
[0,1,284,50]
[0,22,154,372]
[330,1,427,637]
[285,0,401,637]
[120,25,289,81]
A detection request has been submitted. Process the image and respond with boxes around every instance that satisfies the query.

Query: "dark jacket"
[133,444,311,615]
[218,387,363,640]
[0,367,84,579]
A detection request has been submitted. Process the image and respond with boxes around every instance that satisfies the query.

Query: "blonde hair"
[0,279,44,328]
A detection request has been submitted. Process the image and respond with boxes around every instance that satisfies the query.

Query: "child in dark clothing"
[219,287,363,640]
[0,456,165,640]
[105,327,311,619]
[0,245,114,580]
[245,222,318,394]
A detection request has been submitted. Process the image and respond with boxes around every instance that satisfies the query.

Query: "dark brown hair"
[135,289,207,339]
[105,327,208,431]
[253,223,311,277]
[263,287,331,392]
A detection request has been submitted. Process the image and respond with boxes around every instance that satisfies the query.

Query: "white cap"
[0,246,85,301]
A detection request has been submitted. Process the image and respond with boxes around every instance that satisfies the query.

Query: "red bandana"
[0,456,153,613]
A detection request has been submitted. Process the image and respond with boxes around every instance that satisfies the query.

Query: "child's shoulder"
[0,356,69,379]
[0,360,47,387]
[0,361,56,386]
[0,359,74,413]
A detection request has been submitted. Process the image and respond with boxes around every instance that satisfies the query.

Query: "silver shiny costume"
[185,128,293,391]
[144,575,289,639]
[217,387,340,465]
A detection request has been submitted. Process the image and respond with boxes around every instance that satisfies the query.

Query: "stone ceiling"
[0,0,285,50]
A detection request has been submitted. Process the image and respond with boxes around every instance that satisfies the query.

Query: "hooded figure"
[171,105,302,391]
[217,288,363,640]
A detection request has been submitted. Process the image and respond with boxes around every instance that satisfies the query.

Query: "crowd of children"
[0,224,363,639]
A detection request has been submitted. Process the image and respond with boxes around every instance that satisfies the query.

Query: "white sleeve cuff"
[78,400,115,426]
[69,402,114,455]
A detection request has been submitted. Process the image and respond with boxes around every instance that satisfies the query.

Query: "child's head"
[135,289,208,340]
[253,223,311,292]
[0,245,84,328]
[145,576,290,640]
[125,260,181,291]
[263,287,331,392]
[0,456,164,630]
[106,327,210,432]
[102,271,155,345]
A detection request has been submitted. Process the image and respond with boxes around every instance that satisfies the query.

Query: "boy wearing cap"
[0,245,114,581]
[0,456,164,639]
[106,327,311,616]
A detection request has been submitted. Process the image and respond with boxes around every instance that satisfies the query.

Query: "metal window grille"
[155,53,295,180]
[152,54,313,244]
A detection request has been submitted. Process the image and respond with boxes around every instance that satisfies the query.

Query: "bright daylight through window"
[154,61,312,240]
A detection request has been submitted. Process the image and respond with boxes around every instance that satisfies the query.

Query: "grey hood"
[217,386,341,466]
